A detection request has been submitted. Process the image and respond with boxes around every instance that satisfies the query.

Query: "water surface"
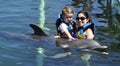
[0,0,120,66]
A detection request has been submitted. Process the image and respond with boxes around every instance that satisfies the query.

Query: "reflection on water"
[37,48,44,66]
[80,52,92,66]
[103,0,120,53]
[104,0,120,33]
[39,0,50,30]
[0,0,120,66]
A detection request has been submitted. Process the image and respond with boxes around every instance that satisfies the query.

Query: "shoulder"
[83,22,94,34]
[56,18,61,22]
[60,23,67,27]
[85,28,93,34]
[56,18,62,27]
[59,23,68,30]
[85,28,94,39]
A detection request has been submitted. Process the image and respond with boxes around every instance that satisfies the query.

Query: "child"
[55,7,76,40]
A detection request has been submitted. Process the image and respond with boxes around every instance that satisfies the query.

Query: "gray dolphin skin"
[30,24,108,54]
[0,24,108,54]
[56,38,107,49]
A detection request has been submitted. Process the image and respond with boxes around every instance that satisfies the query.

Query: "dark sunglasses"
[76,17,86,21]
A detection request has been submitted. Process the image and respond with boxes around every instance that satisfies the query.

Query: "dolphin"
[0,24,108,55]
[29,24,108,54]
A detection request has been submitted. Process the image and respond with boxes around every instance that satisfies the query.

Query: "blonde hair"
[62,7,74,16]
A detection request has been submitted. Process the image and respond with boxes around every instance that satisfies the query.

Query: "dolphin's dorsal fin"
[29,24,48,36]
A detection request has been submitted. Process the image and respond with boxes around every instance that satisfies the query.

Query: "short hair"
[62,7,74,16]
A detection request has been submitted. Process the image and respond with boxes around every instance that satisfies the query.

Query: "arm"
[59,23,76,40]
[63,30,73,39]
[85,28,94,39]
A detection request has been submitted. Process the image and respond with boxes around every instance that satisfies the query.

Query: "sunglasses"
[76,17,86,21]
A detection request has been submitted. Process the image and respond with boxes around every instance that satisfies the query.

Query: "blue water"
[0,0,120,66]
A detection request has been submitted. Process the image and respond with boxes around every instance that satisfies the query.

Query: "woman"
[74,11,94,39]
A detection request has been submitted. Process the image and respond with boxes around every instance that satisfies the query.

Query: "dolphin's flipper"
[29,24,48,36]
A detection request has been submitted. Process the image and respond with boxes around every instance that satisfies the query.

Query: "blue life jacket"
[74,22,94,39]
[56,14,75,35]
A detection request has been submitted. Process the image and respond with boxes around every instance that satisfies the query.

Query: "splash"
[39,0,50,30]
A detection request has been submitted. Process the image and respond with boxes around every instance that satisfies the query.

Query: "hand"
[54,35,61,39]
[68,37,78,41]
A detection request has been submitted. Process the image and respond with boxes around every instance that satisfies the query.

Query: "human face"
[76,13,89,27]
[63,14,73,23]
